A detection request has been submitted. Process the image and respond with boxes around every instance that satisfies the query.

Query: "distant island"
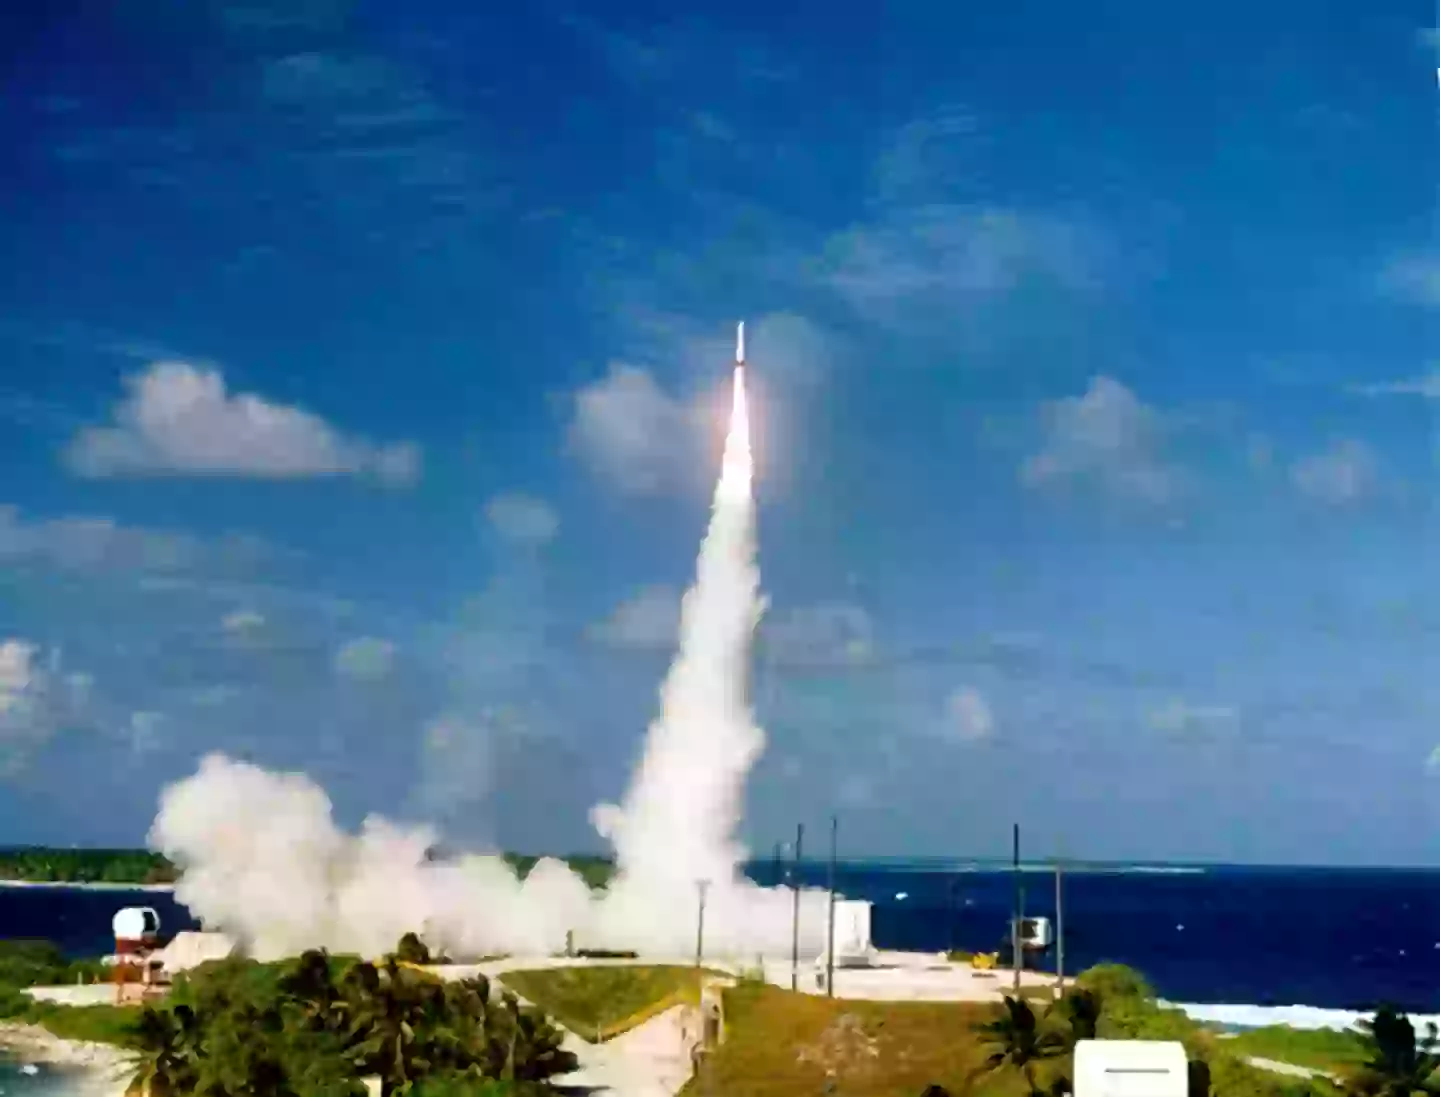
[0,846,618,890]
[0,847,179,886]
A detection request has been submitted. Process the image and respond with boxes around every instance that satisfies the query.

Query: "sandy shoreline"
[0,1021,135,1095]
[0,880,175,893]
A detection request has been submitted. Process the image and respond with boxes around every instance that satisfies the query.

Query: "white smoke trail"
[150,363,833,961]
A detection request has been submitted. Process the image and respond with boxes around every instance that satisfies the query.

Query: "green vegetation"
[0,939,143,1045]
[1224,1025,1368,1073]
[498,964,712,1042]
[500,853,614,891]
[0,846,178,884]
[0,846,617,889]
[145,948,575,1096]
[0,938,578,1096]
[687,964,1333,1097]
[0,938,108,988]
[685,981,1022,1096]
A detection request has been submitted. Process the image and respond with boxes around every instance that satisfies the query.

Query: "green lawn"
[684,982,1033,1097]
[497,964,714,1042]
[18,1000,142,1047]
[1221,1024,1368,1073]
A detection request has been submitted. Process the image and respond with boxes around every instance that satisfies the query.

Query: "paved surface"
[1244,1055,1339,1082]
[24,983,119,1006]
[431,958,708,1097]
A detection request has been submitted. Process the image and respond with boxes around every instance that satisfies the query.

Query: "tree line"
[0,847,618,889]
[128,934,575,1096]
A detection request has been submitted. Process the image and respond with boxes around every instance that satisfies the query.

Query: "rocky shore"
[0,1021,135,1095]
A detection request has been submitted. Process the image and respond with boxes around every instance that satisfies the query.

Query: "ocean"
[3,863,1438,1028]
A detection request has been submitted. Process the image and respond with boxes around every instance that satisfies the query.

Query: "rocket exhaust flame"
[149,326,832,962]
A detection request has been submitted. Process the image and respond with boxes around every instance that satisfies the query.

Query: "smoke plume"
[150,365,832,961]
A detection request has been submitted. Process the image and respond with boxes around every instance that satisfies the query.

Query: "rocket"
[736,320,745,367]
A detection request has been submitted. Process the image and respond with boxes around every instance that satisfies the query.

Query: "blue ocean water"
[3,864,1438,1014]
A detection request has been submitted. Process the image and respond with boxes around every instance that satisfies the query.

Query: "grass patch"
[499,965,715,1042]
[686,982,1030,1097]
[17,1000,142,1047]
[1223,1024,1367,1073]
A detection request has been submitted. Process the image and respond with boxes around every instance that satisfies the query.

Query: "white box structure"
[1074,1040,1188,1097]
[829,899,874,968]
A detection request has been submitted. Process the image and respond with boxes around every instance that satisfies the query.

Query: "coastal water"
[3,863,1438,1023]
[0,1061,94,1095]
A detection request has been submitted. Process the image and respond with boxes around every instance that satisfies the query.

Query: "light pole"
[694,879,710,970]
[1012,823,1022,996]
[1055,854,1066,995]
[790,822,804,991]
[825,814,838,998]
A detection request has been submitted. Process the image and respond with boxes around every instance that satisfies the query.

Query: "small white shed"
[1073,1039,1189,1097]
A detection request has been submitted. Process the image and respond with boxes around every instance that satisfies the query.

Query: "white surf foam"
[1172,1001,1440,1032]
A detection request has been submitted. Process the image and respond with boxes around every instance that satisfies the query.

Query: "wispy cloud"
[1021,376,1183,506]
[333,636,397,681]
[1348,369,1440,399]
[762,602,875,669]
[65,362,420,485]
[821,206,1102,324]
[0,504,274,574]
[483,493,560,547]
[1290,439,1379,506]
[1147,698,1239,737]
[1378,252,1440,307]
[590,585,681,650]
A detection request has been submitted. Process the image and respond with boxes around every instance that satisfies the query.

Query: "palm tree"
[129,1004,202,1097]
[1052,990,1101,1045]
[1345,1006,1440,1096]
[971,996,1068,1096]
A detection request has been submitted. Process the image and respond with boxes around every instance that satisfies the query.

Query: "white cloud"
[592,585,681,650]
[1022,376,1180,505]
[65,362,420,484]
[1425,745,1440,774]
[333,636,397,681]
[484,493,559,546]
[1290,439,1378,506]
[1379,253,1440,307]
[0,640,41,719]
[762,602,874,668]
[1148,699,1239,736]
[943,686,996,743]
[0,640,92,775]
[568,364,702,494]
[222,609,266,634]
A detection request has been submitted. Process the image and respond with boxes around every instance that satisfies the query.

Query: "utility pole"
[1012,823,1022,995]
[790,822,804,991]
[1055,855,1066,996]
[825,814,838,998]
[695,880,710,970]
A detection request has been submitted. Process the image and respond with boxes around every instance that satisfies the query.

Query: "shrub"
[1074,963,1154,1003]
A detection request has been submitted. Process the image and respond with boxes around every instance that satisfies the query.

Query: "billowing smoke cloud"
[150,365,833,961]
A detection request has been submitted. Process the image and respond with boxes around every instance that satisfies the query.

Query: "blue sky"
[0,0,1437,865]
